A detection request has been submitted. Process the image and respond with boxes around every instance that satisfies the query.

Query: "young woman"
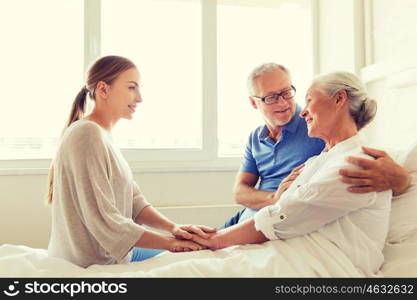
[47,56,214,267]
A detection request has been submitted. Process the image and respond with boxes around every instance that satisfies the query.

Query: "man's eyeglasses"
[253,86,296,105]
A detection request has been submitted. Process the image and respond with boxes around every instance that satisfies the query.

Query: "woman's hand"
[273,164,304,201]
[189,232,221,251]
[170,224,217,240]
[167,237,206,252]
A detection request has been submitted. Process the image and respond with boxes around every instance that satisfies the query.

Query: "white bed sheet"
[0,231,362,278]
[1,230,416,278]
[381,230,417,277]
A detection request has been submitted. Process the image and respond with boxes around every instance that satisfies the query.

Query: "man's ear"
[249,96,258,109]
[96,81,108,100]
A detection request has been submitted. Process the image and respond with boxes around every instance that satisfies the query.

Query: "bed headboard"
[360,58,417,152]
[387,141,417,243]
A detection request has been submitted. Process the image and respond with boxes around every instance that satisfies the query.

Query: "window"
[0,0,84,160]
[217,0,314,156]
[0,0,315,169]
[101,0,202,150]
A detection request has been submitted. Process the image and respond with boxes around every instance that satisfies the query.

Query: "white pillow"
[387,141,417,243]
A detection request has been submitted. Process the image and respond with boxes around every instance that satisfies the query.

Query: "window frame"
[0,0,319,175]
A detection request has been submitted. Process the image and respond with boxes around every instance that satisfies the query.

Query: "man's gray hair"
[247,63,291,96]
[312,71,377,130]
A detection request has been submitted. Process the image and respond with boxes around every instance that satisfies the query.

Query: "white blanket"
[0,231,362,277]
[381,230,417,277]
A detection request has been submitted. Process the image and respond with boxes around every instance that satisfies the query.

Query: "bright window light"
[217,0,313,156]
[0,0,84,159]
[101,0,202,149]
[0,0,314,163]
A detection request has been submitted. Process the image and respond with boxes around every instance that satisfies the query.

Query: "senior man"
[222,63,410,227]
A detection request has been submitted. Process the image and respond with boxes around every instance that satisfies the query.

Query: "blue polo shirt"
[240,105,325,191]
[236,106,325,223]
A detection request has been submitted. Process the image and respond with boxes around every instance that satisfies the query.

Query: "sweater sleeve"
[63,123,145,260]
[132,181,151,221]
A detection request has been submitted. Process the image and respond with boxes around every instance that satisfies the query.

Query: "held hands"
[171,224,217,240]
[167,237,204,252]
[339,146,410,196]
[168,224,217,252]
[189,232,221,251]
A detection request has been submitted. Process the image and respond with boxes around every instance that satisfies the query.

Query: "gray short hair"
[247,63,291,96]
[312,71,377,130]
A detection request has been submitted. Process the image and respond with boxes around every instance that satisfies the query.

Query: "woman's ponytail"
[65,86,89,129]
[46,86,89,205]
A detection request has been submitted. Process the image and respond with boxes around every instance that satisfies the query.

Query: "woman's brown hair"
[46,56,136,204]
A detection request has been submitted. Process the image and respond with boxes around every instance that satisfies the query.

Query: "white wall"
[371,0,417,64]
[318,0,358,73]
[364,82,417,151]
[1,175,51,248]
[0,171,240,248]
[360,0,417,150]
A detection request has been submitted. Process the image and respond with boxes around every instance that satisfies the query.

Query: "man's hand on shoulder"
[339,146,410,196]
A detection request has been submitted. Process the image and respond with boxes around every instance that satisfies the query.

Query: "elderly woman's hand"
[339,146,410,196]
[168,237,206,252]
[170,224,217,241]
[273,164,305,202]
[189,232,220,251]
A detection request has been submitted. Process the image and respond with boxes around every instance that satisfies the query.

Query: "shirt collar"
[258,105,303,141]
[283,105,302,134]
[258,125,270,141]
[327,133,365,155]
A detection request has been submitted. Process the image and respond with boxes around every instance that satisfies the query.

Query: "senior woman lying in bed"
[192,71,391,277]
